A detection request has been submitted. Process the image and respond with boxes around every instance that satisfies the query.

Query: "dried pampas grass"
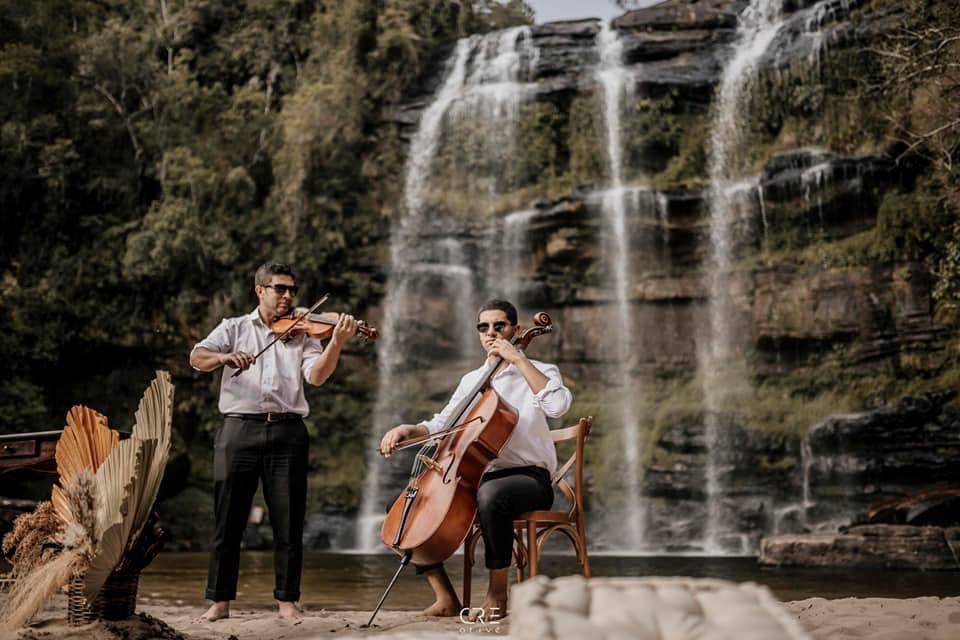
[1,501,61,580]
[0,470,98,631]
[0,549,83,630]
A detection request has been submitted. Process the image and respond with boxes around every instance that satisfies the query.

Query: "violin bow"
[230,294,329,378]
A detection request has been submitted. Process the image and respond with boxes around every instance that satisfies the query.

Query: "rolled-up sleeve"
[300,336,325,380]
[190,319,234,370]
[531,363,573,418]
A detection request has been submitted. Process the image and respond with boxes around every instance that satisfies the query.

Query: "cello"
[364,312,554,626]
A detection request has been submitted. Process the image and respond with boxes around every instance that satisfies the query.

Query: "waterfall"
[491,208,539,305]
[701,0,787,554]
[801,160,831,229]
[354,27,539,552]
[803,0,857,67]
[596,21,646,551]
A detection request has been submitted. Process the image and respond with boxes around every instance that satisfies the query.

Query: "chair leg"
[526,521,538,577]
[512,541,524,583]
[513,528,527,583]
[577,518,591,579]
[580,535,592,579]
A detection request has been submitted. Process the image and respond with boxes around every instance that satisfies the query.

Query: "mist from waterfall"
[354,27,539,552]
[490,208,539,306]
[701,0,786,553]
[596,21,646,551]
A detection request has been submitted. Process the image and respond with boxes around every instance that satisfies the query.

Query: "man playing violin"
[380,299,572,620]
[189,262,357,622]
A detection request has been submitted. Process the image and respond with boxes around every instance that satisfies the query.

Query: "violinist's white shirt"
[418,358,573,475]
[191,308,324,416]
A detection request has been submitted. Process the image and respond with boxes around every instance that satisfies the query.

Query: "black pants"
[206,416,308,602]
[416,465,553,574]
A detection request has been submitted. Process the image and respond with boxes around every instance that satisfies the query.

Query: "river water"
[138,552,959,611]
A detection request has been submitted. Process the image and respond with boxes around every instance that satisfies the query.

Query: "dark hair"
[478,299,518,325]
[255,262,297,287]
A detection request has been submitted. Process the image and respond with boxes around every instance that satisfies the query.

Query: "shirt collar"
[248,307,268,328]
[481,360,517,380]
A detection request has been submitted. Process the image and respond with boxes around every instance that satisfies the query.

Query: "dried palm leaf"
[128,371,174,543]
[56,406,119,482]
[53,406,119,526]
[50,484,70,526]
[83,437,144,603]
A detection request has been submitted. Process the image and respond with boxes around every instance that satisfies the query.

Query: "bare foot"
[421,564,462,617]
[467,596,507,623]
[278,601,304,623]
[197,601,230,622]
[422,597,462,617]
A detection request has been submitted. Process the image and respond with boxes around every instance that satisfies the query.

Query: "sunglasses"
[476,321,510,333]
[263,284,299,295]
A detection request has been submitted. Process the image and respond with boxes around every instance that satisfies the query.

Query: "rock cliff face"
[367,0,959,554]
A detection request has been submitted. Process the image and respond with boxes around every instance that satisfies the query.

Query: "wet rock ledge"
[759,524,960,570]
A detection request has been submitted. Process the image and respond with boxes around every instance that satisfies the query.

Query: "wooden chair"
[462,416,593,606]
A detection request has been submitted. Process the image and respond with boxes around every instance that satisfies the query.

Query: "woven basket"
[67,568,140,625]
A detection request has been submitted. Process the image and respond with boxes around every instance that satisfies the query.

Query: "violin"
[230,297,378,378]
[271,309,380,343]
[379,312,553,566]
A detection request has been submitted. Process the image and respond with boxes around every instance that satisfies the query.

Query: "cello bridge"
[416,454,443,475]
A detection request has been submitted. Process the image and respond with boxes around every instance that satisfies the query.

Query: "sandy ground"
[3,596,960,639]
[785,597,960,640]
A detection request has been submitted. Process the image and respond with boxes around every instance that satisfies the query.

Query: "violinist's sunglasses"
[263,284,299,296]
[476,321,510,333]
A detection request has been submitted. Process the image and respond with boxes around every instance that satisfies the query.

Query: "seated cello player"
[379,299,573,619]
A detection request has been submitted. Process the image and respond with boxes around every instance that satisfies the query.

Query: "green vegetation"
[738,0,960,311]
[0,0,532,511]
[623,93,709,190]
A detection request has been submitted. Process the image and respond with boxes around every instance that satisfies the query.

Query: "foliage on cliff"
[744,0,960,312]
[877,0,960,313]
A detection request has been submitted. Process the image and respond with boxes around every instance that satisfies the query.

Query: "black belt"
[225,412,302,423]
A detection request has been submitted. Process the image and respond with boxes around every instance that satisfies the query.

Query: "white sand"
[3,595,960,639]
[785,597,960,640]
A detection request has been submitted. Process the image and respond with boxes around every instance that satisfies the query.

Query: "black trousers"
[416,465,553,574]
[206,416,308,602]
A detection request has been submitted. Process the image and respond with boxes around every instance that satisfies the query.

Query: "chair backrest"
[549,416,592,518]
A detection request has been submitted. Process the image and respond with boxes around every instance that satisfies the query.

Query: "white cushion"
[510,575,811,640]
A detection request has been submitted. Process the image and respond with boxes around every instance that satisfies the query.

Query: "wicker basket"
[67,568,140,625]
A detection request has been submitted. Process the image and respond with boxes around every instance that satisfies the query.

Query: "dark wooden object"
[0,429,131,475]
[0,431,64,475]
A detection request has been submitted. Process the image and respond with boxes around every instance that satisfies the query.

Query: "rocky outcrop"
[806,391,960,511]
[759,524,960,569]
[613,1,741,32]
[362,0,957,556]
[487,148,915,376]
[640,418,800,552]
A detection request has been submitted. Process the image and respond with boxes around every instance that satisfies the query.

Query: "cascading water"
[354,27,539,551]
[491,208,539,306]
[701,0,787,553]
[596,21,646,551]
